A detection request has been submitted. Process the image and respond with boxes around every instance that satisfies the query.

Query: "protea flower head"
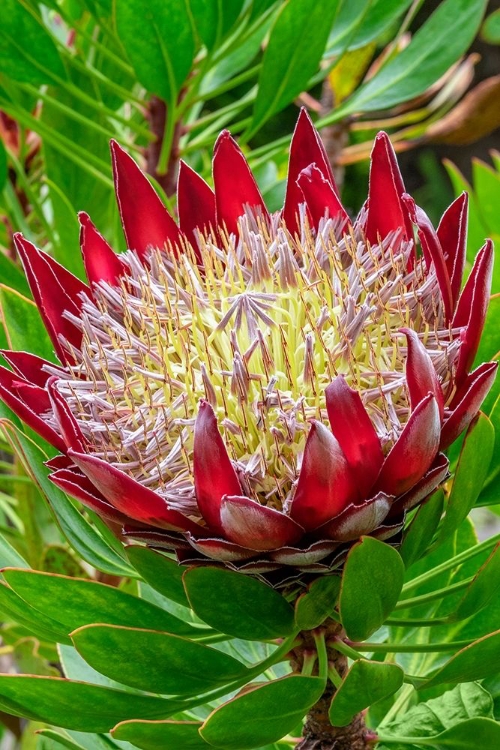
[1,110,496,584]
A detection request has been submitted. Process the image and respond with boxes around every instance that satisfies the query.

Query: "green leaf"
[189,0,246,50]
[295,575,341,630]
[3,569,202,639]
[113,720,210,749]
[381,718,500,748]
[424,630,500,688]
[183,566,295,641]
[126,546,190,607]
[0,675,179,733]
[339,537,404,641]
[0,287,54,361]
[400,490,444,568]
[115,0,195,102]
[482,8,500,43]
[478,394,500,507]
[0,582,68,644]
[200,675,324,749]
[379,683,494,746]
[336,0,488,116]
[251,0,341,133]
[36,729,88,750]
[450,543,500,621]
[438,414,495,543]
[0,254,31,297]
[0,138,7,192]
[0,533,28,569]
[346,0,413,50]
[72,623,248,695]
[0,0,66,84]
[329,660,404,727]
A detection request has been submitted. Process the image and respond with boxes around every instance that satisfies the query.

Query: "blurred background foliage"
[0,0,499,747]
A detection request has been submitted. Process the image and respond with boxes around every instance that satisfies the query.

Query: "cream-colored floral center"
[54,212,459,515]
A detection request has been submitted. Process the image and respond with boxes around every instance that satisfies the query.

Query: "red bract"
[1,110,496,584]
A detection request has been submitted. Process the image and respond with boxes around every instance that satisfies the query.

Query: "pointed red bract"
[375,393,441,496]
[325,376,383,498]
[110,140,182,258]
[402,328,444,418]
[437,193,468,310]
[453,240,493,382]
[49,468,129,524]
[177,160,216,254]
[186,534,257,562]
[0,350,60,388]
[389,453,449,517]
[365,132,413,247]
[193,401,242,533]
[440,362,498,449]
[220,495,303,551]
[79,212,126,286]
[283,108,340,234]
[69,450,206,534]
[14,234,88,363]
[290,421,355,531]
[403,196,454,322]
[317,492,392,542]
[0,366,66,453]
[47,378,87,453]
[297,164,349,229]
[213,130,269,235]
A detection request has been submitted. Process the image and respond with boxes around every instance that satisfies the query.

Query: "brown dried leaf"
[425,76,500,145]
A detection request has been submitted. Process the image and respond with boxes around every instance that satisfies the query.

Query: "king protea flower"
[1,111,496,582]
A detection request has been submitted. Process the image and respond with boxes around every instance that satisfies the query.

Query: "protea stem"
[290,619,375,749]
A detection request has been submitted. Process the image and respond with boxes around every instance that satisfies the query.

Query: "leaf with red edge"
[437,192,468,309]
[69,450,206,535]
[213,130,269,235]
[325,375,383,498]
[374,393,440,496]
[79,212,126,286]
[290,421,356,531]
[297,165,348,229]
[401,328,444,417]
[365,132,413,247]
[193,400,242,533]
[177,161,216,252]
[220,495,303,551]
[113,720,210,750]
[110,140,182,259]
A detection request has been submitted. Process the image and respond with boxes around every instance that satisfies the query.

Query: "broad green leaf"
[424,630,500,688]
[0,287,54,361]
[0,138,7,192]
[3,569,202,639]
[336,0,488,116]
[72,624,248,695]
[379,682,493,746]
[0,254,31,296]
[126,546,190,607]
[0,0,66,84]
[251,0,341,133]
[189,0,246,50]
[438,414,495,543]
[482,8,500,43]
[380,718,500,748]
[115,0,195,102]
[326,0,372,55]
[0,533,28,569]
[295,575,340,630]
[36,729,88,750]
[478,395,500,507]
[0,675,179,732]
[400,490,444,568]
[200,675,324,749]
[339,537,404,641]
[183,567,295,641]
[329,660,404,727]
[113,720,210,749]
[0,582,68,644]
[335,0,412,54]
[59,643,136,692]
[450,543,500,621]
[472,159,500,237]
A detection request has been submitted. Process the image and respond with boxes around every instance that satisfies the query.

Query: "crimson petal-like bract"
[110,139,182,259]
[402,328,444,418]
[193,400,242,533]
[297,165,349,229]
[213,130,270,235]
[220,495,304,551]
[375,394,441,496]
[437,192,468,310]
[325,376,383,498]
[177,160,216,253]
[49,468,129,524]
[290,421,355,531]
[79,212,126,286]
[0,350,61,388]
[440,362,498,449]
